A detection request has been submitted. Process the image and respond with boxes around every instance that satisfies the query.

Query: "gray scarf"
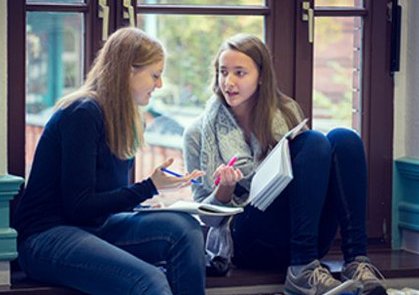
[199,96,289,200]
[197,96,297,261]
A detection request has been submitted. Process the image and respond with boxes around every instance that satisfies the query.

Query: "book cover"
[134,200,244,217]
[248,118,308,211]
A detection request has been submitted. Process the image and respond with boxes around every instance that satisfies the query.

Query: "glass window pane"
[315,0,363,7]
[312,16,363,134]
[135,13,263,204]
[26,12,84,176]
[138,0,264,5]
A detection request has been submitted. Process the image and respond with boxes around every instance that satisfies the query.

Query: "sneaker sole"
[284,280,363,295]
[324,280,363,295]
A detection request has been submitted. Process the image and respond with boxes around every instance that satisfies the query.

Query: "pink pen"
[214,155,238,186]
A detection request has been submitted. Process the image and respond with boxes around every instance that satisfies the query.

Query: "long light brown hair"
[212,34,304,159]
[56,27,165,159]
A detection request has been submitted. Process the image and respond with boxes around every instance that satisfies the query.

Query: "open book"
[248,118,308,211]
[134,200,244,217]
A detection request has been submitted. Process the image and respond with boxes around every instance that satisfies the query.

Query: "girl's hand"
[213,164,243,187]
[213,164,243,203]
[150,158,204,192]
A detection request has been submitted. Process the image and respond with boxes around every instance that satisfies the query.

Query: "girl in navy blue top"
[14,27,205,295]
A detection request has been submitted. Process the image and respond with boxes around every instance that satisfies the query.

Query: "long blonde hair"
[56,27,165,159]
[212,34,304,159]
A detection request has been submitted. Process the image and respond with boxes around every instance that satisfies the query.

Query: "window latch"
[123,0,136,27]
[302,1,314,44]
[98,0,110,41]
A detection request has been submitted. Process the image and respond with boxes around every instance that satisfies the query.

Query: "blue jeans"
[18,212,206,295]
[231,128,367,268]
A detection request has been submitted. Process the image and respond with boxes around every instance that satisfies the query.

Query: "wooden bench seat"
[1,250,418,295]
[207,250,419,294]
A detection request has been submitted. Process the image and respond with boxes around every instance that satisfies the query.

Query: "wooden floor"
[1,250,418,294]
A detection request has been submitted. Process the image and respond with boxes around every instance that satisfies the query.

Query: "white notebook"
[134,200,244,217]
[248,118,308,211]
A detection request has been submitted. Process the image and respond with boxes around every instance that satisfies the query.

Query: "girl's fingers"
[191,169,205,176]
[186,170,204,180]
[209,165,243,186]
[235,169,243,180]
[213,164,226,178]
[219,169,237,186]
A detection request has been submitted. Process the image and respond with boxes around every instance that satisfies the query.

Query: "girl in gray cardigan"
[183,34,386,295]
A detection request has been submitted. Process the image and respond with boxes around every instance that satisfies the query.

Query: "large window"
[8,0,394,246]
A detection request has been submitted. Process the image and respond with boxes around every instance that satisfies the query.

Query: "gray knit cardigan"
[182,96,305,260]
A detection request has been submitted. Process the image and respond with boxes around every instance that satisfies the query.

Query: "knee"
[327,128,364,154]
[164,213,204,248]
[132,268,172,295]
[294,130,331,160]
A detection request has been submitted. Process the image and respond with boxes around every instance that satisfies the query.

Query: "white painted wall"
[0,1,10,285]
[0,0,7,176]
[394,1,419,158]
[404,1,419,158]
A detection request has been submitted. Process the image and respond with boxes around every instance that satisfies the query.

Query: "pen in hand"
[161,168,202,185]
[214,155,238,186]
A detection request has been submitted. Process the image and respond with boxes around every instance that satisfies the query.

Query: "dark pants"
[231,128,367,269]
[18,212,206,295]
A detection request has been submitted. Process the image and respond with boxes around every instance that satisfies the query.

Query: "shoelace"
[308,265,337,286]
[351,262,385,281]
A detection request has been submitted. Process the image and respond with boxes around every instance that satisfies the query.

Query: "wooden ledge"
[1,250,418,295]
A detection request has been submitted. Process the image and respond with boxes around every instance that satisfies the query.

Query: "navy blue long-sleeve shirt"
[14,99,158,243]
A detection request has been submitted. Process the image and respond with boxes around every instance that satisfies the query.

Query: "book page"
[249,138,287,201]
[248,118,308,211]
[134,200,243,216]
[285,118,309,140]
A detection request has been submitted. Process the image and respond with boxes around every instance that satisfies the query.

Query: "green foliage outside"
[313,15,359,130]
[26,0,358,127]
[147,14,262,107]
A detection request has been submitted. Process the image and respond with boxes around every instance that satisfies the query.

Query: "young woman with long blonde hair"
[15,27,205,295]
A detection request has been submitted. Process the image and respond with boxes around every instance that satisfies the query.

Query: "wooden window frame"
[7,0,394,247]
[293,0,394,246]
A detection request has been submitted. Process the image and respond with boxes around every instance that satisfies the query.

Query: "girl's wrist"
[214,185,235,203]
